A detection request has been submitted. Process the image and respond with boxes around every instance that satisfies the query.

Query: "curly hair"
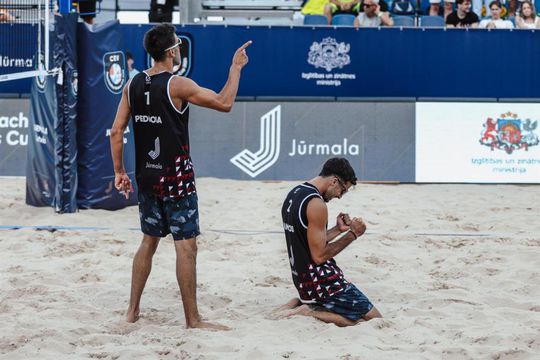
[319,158,357,185]
[143,23,177,62]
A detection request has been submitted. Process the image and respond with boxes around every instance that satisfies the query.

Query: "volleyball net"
[0,0,57,82]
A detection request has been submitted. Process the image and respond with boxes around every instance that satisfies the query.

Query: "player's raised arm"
[170,41,252,112]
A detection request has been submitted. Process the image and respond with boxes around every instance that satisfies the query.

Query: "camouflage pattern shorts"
[137,192,200,240]
[315,283,373,322]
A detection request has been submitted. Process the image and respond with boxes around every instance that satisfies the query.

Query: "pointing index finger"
[238,40,253,51]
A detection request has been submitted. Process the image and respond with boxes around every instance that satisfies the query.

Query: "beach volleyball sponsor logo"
[146,35,192,77]
[134,115,162,124]
[35,53,46,92]
[70,70,78,97]
[307,37,350,72]
[479,112,539,154]
[302,38,356,87]
[230,105,281,178]
[148,137,160,160]
[103,51,126,94]
[230,105,362,177]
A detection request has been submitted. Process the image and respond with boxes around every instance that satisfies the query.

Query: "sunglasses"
[164,38,182,52]
[335,176,348,195]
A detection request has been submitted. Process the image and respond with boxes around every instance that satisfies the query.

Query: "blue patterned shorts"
[315,283,374,322]
[137,192,200,240]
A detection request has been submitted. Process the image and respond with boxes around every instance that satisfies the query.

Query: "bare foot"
[266,298,302,319]
[187,320,231,331]
[126,308,140,323]
[285,304,312,318]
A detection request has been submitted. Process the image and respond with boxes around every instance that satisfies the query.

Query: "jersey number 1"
[144,91,150,105]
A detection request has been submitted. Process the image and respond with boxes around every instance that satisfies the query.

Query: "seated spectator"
[324,0,361,24]
[359,0,389,12]
[301,0,329,16]
[446,0,480,27]
[354,0,393,26]
[473,0,511,18]
[479,1,514,28]
[126,52,140,79]
[430,0,454,20]
[0,8,14,22]
[515,0,539,28]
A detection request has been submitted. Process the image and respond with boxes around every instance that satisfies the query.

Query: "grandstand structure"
[83,0,538,27]
[92,0,303,25]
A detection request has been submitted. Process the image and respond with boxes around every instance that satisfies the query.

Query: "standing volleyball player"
[277,158,382,326]
[110,24,251,330]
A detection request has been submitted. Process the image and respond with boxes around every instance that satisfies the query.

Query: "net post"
[44,0,50,72]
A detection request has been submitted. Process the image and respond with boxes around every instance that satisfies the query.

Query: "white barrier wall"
[416,102,540,183]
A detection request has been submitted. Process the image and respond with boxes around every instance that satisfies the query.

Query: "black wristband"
[348,229,358,240]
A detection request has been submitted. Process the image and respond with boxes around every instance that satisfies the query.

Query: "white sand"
[0,177,539,359]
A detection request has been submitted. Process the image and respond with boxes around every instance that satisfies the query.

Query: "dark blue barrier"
[76,20,137,210]
[26,14,78,213]
[54,14,79,213]
[25,64,57,207]
[120,25,540,99]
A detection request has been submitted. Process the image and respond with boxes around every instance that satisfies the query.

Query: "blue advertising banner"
[120,25,540,99]
[0,23,36,94]
[3,24,540,98]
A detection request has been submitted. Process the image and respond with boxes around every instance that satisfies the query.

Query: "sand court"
[0,177,539,359]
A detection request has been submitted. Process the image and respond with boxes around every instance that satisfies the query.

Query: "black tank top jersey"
[128,71,196,198]
[281,183,348,302]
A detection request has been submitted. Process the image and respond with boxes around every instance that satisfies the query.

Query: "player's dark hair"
[143,23,177,62]
[456,0,470,5]
[319,158,357,185]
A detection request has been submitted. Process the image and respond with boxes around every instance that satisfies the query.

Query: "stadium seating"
[331,13,356,26]
[390,0,416,15]
[304,14,328,25]
[198,0,302,24]
[418,15,445,27]
[393,15,416,27]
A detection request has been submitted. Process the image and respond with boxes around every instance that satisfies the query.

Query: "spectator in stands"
[429,0,454,20]
[149,0,176,23]
[354,0,393,26]
[301,0,328,16]
[446,0,480,27]
[359,0,389,12]
[324,0,361,24]
[479,1,514,28]
[507,0,517,17]
[515,0,540,28]
[126,52,140,79]
[0,8,14,22]
[474,0,512,18]
[78,0,97,25]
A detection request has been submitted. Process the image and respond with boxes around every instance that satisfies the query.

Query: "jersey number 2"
[286,199,292,213]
